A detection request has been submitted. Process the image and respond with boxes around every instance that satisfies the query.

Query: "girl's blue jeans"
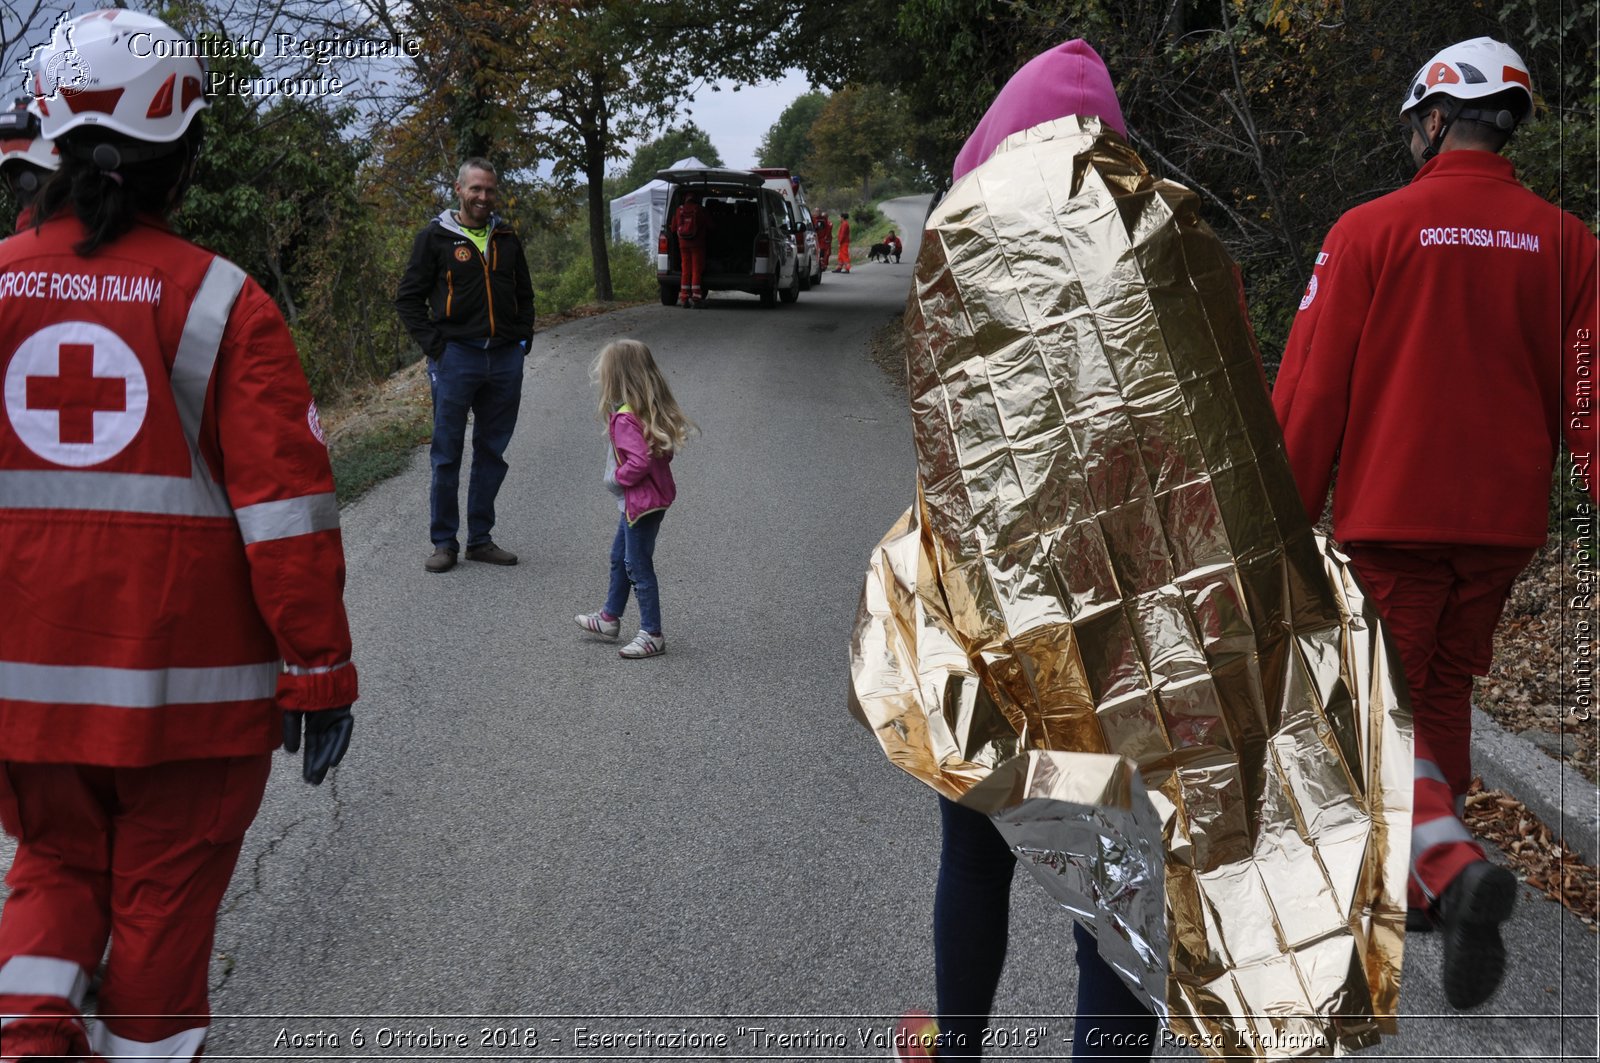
[935,796,1158,1059]
[604,510,665,634]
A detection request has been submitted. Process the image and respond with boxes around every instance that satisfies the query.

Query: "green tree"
[518,0,792,301]
[758,91,829,170]
[616,123,724,193]
[786,0,1595,357]
[809,84,908,197]
[379,0,533,169]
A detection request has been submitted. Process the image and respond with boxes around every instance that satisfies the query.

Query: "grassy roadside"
[322,361,432,506]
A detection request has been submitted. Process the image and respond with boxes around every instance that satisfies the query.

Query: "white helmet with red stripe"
[1399,37,1534,124]
[25,9,208,146]
[0,97,59,173]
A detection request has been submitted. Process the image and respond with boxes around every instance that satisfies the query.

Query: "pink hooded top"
[952,39,1127,181]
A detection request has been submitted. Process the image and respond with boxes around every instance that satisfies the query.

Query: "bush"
[609,241,658,301]
[843,203,884,234]
[535,240,659,316]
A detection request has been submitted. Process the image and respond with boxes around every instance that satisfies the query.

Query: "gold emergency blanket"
[849,117,1412,1059]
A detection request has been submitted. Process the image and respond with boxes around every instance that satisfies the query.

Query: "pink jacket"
[609,408,676,524]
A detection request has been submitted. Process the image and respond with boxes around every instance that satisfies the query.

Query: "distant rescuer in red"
[0,10,358,1060]
[396,157,535,573]
[671,190,708,307]
[815,209,833,271]
[1273,36,1597,1010]
[832,211,852,273]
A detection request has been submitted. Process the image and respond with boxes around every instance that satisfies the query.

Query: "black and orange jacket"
[394,209,534,358]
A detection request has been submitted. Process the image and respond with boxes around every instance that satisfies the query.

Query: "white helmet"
[25,10,207,145]
[0,98,60,173]
[1399,37,1534,124]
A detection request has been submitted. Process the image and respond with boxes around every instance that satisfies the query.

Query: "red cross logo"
[26,342,126,444]
[5,322,147,467]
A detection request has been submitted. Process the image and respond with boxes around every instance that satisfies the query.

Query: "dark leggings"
[935,797,1158,1059]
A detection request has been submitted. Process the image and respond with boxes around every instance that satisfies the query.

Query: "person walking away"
[816,209,833,272]
[1272,36,1597,1010]
[0,97,58,228]
[833,212,852,272]
[671,191,709,307]
[395,158,535,573]
[890,39,1157,1062]
[574,339,696,659]
[0,12,359,1060]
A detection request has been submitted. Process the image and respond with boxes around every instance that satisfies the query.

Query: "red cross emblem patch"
[4,322,149,467]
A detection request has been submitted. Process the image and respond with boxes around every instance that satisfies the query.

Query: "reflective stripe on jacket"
[0,214,358,765]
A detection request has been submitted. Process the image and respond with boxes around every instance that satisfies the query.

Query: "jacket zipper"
[479,234,496,338]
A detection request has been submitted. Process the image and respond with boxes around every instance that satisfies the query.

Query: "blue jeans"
[603,510,665,634]
[935,796,1157,1059]
[429,341,524,551]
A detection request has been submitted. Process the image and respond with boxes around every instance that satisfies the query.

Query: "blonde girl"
[574,339,696,658]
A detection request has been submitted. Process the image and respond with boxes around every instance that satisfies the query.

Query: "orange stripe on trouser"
[679,242,705,303]
[0,756,271,1060]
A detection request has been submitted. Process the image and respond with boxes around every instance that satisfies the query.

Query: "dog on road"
[867,241,892,263]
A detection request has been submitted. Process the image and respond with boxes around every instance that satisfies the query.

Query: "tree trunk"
[585,85,615,303]
[267,251,299,327]
[453,56,494,160]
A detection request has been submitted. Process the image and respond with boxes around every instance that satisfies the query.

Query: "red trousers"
[1345,542,1535,904]
[0,755,271,1061]
[837,242,851,272]
[678,241,705,304]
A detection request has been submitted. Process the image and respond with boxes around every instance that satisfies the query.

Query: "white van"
[654,168,802,307]
[751,168,822,289]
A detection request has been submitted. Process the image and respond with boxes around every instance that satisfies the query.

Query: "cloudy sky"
[670,69,815,170]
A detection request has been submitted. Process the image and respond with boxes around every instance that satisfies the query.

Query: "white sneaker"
[618,630,665,658]
[575,611,620,638]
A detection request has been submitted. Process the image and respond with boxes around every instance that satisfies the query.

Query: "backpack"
[675,204,700,240]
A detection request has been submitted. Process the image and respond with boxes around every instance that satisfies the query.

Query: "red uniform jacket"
[1273,151,1598,546]
[0,215,358,765]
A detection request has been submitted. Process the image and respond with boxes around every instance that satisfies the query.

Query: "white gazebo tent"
[609,156,708,254]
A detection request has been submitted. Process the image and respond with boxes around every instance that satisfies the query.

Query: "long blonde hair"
[593,339,697,455]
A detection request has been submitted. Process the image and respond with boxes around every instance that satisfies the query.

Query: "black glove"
[282,706,354,785]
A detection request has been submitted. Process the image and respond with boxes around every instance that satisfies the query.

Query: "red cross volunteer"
[0,10,359,1061]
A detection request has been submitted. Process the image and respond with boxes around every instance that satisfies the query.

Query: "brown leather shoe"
[464,542,518,566]
[424,547,457,573]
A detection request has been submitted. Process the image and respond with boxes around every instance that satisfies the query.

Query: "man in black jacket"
[395,158,535,572]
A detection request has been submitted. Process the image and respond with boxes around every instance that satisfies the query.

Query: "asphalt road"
[4,197,1595,1061]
